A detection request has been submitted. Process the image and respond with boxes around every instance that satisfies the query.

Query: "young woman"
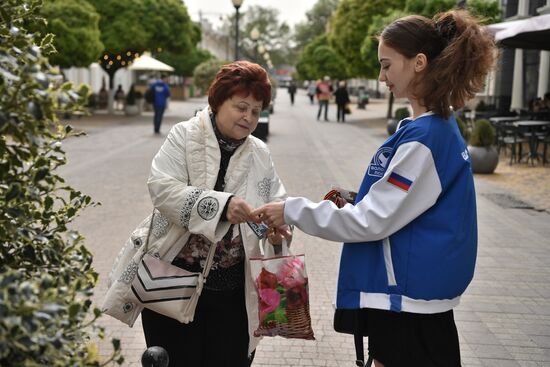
[252,10,496,367]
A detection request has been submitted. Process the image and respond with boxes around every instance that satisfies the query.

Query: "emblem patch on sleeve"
[387,172,413,192]
[197,197,219,220]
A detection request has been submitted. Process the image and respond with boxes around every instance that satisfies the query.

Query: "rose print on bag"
[276,257,306,289]
[257,268,278,289]
[252,255,314,340]
[258,288,282,322]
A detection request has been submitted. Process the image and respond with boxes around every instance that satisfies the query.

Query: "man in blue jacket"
[150,75,171,134]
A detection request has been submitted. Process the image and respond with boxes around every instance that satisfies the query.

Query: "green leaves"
[0,1,122,365]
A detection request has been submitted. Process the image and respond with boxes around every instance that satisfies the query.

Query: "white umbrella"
[128,52,174,72]
[486,14,550,51]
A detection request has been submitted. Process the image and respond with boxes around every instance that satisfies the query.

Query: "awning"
[486,14,550,51]
[128,52,174,72]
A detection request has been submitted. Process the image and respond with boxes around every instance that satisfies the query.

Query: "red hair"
[208,61,272,113]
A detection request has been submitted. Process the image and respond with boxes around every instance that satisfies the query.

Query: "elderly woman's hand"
[226,196,254,224]
[250,201,286,228]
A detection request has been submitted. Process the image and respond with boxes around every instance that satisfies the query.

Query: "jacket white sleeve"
[147,124,232,243]
[269,161,287,203]
[284,141,442,243]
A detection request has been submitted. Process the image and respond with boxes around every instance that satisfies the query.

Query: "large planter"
[124,104,140,116]
[387,119,398,136]
[467,145,499,174]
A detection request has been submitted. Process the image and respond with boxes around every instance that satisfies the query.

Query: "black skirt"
[335,308,461,366]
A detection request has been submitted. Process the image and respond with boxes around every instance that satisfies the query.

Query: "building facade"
[493,0,550,112]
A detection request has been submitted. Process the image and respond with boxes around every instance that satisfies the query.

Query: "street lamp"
[250,27,260,62]
[232,0,244,60]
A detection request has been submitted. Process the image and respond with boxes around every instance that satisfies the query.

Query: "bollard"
[141,346,169,367]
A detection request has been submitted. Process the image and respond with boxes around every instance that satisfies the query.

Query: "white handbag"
[105,211,216,324]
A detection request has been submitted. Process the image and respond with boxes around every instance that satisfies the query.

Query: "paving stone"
[61,92,550,366]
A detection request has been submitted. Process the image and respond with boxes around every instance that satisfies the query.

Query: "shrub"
[455,116,469,142]
[0,1,122,365]
[395,107,410,120]
[193,58,226,94]
[469,119,495,147]
[475,100,487,111]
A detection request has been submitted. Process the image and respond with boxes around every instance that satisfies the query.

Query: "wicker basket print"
[251,252,315,340]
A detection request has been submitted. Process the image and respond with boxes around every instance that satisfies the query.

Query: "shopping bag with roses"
[250,240,315,340]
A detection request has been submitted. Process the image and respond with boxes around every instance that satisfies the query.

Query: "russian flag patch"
[387,172,413,192]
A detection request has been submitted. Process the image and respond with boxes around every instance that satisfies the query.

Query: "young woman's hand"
[250,201,286,228]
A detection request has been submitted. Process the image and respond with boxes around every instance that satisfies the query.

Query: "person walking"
[251,9,495,367]
[316,76,332,121]
[307,80,317,105]
[288,80,297,105]
[149,74,171,134]
[114,84,125,111]
[334,81,350,123]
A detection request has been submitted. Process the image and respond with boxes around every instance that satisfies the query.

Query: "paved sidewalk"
[62,91,550,366]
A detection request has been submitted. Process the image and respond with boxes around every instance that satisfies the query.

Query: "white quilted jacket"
[101,106,287,355]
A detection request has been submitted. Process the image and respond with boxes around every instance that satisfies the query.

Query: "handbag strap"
[143,209,218,280]
[259,238,289,257]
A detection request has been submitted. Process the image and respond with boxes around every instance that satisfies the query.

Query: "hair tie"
[435,18,457,45]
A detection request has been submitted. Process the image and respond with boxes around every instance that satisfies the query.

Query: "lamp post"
[232,0,244,60]
[250,27,260,62]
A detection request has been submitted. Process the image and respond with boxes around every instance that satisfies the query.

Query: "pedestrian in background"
[316,76,332,121]
[114,84,125,111]
[252,9,496,367]
[334,80,350,123]
[307,80,317,105]
[288,80,297,105]
[150,74,171,134]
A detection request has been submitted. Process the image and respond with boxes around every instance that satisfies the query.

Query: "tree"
[293,0,340,51]
[311,46,349,80]
[87,0,195,89]
[39,0,104,68]
[157,23,213,77]
[193,58,227,94]
[158,48,213,77]
[0,0,122,365]
[296,35,348,81]
[466,0,501,24]
[296,35,327,80]
[222,5,293,68]
[404,0,456,17]
[329,0,405,77]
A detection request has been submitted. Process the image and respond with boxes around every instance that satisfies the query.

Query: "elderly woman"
[103,61,290,367]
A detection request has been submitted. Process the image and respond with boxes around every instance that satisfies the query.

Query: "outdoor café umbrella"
[128,52,174,72]
[487,14,550,51]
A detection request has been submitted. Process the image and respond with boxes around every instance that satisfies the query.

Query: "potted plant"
[124,84,141,116]
[387,107,410,135]
[455,115,470,143]
[467,119,498,174]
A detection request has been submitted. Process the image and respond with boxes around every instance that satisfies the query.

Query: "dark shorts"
[366,308,461,367]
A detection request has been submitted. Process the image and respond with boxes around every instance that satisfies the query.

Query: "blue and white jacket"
[284,112,477,314]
